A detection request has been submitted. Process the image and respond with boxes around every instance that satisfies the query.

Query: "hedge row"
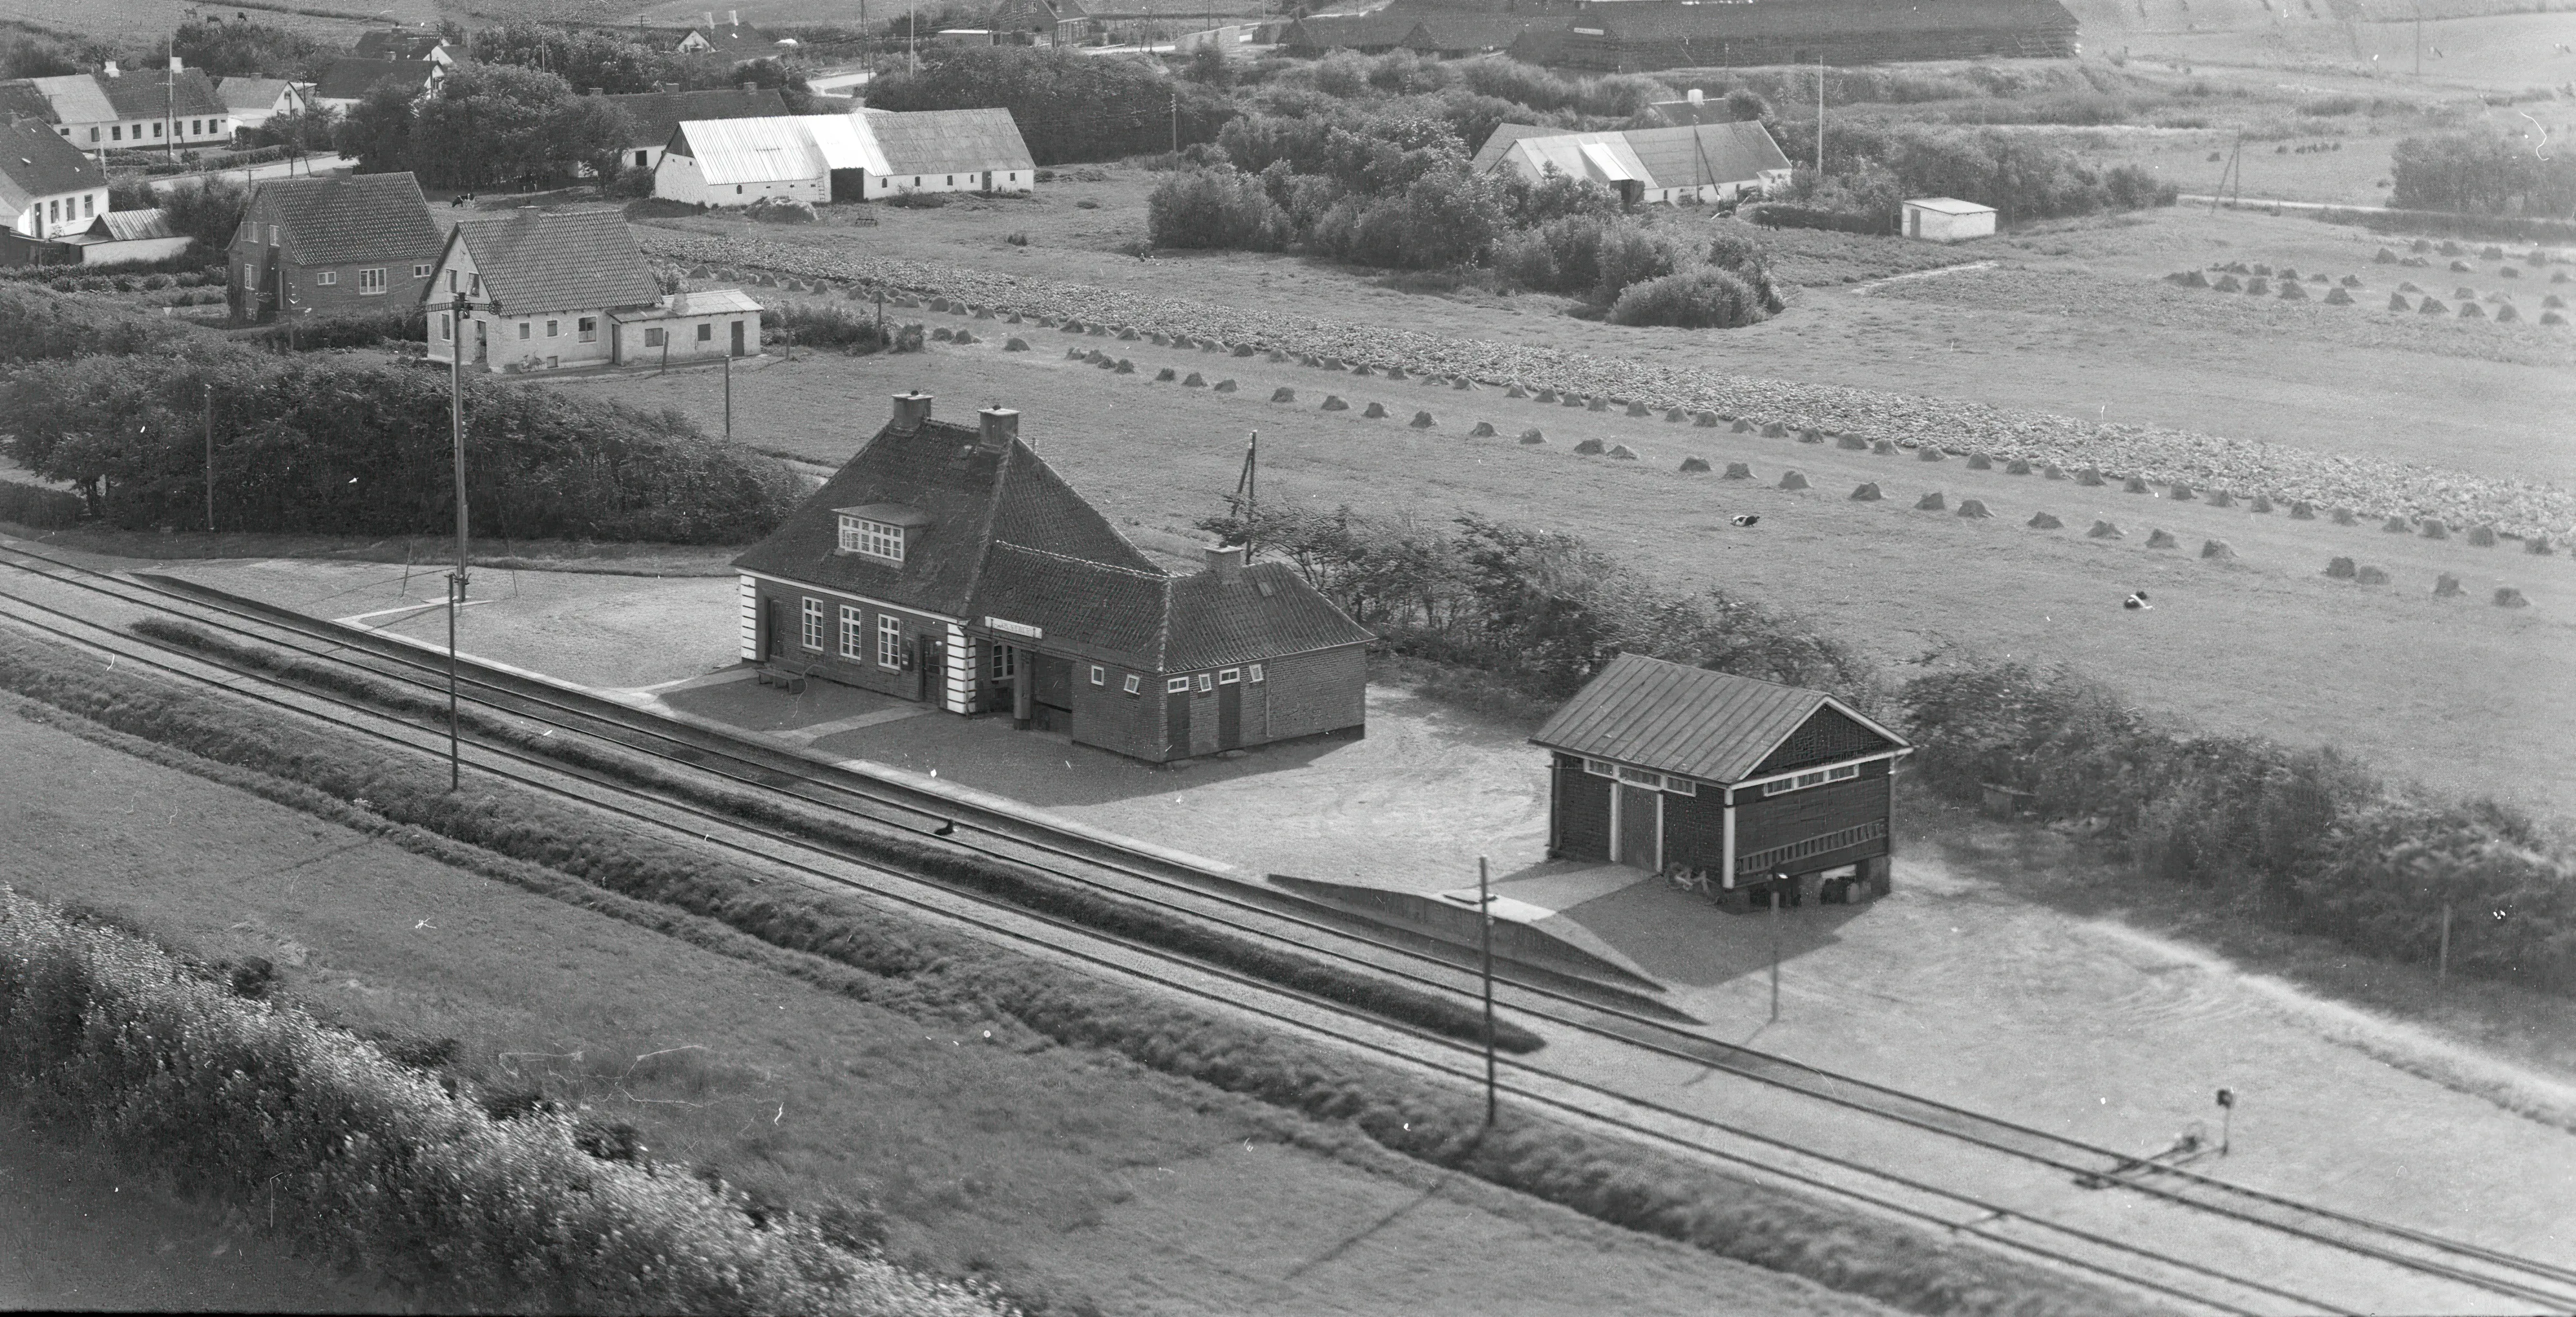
[0,887,1009,1317]
[128,617,1545,1054]
[0,480,83,530]
[0,283,194,362]
[0,631,2155,1317]
[238,306,421,352]
[1903,660,2576,990]
[3,346,800,544]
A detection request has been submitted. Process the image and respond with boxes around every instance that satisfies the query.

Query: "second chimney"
[890,391,933,430]
[977,406,1019,452]
[1204,543,1246,580]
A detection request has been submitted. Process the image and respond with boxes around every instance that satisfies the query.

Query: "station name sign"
[983,616,1044,640]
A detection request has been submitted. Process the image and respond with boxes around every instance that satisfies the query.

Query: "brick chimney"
[976,406,1019,452]
[1204,543,1246,580]
[890,391,932,429]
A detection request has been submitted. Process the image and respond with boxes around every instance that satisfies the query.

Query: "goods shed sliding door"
[1615,783,1660,872]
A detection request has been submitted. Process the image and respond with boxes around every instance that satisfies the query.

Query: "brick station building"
[731,394,1374,762]
[1533,653,1912,910]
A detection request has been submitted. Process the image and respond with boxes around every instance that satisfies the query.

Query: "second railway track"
[3,539,2570,1316]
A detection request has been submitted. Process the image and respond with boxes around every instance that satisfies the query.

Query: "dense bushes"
[0,887,1008,1316]
[761,302,910,352]
[1904,661,2576,991]
[2,346,799,543]
[0,284,194,362]
[865,46,1233,165]
[1607,267,1771,328]
[241,306,421,351]
[2391,131,2576,218]
[1761,124,2179,231]
[1148,165,1292,251]
[1200,507,1872,708]
[1491,215,1782,324]
[0,480,84,529]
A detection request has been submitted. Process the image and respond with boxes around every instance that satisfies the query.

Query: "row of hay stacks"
[645,232,2576,542]
[2163,268,2571,322]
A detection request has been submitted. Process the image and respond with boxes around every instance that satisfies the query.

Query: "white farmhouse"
[0,118,109,242]
[1474,120,1792,206]
[1901,197,1997,243]
[653,109,1034,207]
[422,205,762,373]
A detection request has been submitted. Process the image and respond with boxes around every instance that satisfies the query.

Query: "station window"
[801,596,824,651]
[1217,668,1241,685]
[1195,673,1214,693]
[1166,676,1190,695]
[1121,673,1140,695]
[877,615,902,669]
[1246,664,1263,682]
[990,644,1016,680]
[1089,664,1105,686]
[839,605,864,660]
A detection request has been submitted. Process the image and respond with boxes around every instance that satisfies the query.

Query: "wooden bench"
[755,662,812,695]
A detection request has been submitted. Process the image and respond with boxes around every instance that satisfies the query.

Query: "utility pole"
[1815,55,1825,174]
[1170,90,1179,154]
[908,0,917,72]
[202,382,213,532]
[2414,1,2423,77]
[2438,898,2453,985]
[445,287,473,792]
[165,35,176,161]
[722,349,733,438]
[1479,854,1497,1128]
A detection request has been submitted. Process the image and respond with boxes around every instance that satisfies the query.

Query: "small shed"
[64,208,191,266]
[1531,653,1912,911]
[1902,196,1996,243]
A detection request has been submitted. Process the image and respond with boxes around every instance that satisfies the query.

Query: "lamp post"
[2214,1088,2236,1155]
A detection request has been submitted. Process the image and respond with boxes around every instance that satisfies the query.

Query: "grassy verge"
[0,521,740,577]
[129,617,1540,1055]
[0,629,2163,1317]
[0,883,1008,1317]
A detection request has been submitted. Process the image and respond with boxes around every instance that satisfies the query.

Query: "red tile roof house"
[422,205,762,372]
[227,171,444,325]
[1531,652,1913,911]
[733,393,1375,763]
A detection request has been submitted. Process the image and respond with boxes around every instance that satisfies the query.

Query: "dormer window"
[839,515,904,562]
[835,503,930,564]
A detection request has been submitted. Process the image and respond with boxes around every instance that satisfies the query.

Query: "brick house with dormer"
[227,171,443,325]
[731,393,1374,763]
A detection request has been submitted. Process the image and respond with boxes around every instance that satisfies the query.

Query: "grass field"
[538,318,2575,814]
[0,703,1883,1317]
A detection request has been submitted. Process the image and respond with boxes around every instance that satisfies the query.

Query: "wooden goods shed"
[1531,653,1912,911]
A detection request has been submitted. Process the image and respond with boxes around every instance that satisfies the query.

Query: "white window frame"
[438,313,451,341]
[414,263,430,279]
[578,315,598,343]
[876,615,902,669]
[1762,763,1860,797]
[1664,777,1699,797]
[1218,668,1241,684]
[838,605,864,660]
[837,515,905,564]
[1195,673,1215,693]
[1582,757,1617,777]
[800,596,824,651]
[315,271,338,285]
[1121,673,1141,695]
[1617,765,1663,789]
[1247,663,1264,683]
[1166,676,1191,695]
[1089,664,1105,686]
[357,267,386,295]
[990,644,1016,680]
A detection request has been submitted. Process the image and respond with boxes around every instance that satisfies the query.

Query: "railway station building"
[1532,653,1912,910]
[731,394,1376,763]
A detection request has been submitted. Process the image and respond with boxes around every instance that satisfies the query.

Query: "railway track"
[2,540,2569,1316]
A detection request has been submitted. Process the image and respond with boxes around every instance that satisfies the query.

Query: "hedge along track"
[0,547,2566,1316]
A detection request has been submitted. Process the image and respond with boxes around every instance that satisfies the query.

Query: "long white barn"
[653,109,1036,207]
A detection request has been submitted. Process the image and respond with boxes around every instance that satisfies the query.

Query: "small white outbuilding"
[1901,197,1996,243]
